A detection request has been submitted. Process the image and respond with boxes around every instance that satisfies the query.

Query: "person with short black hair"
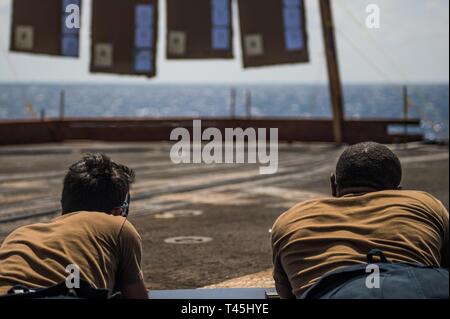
[61,153,135,215]
[0,153,148,299]
[333,141,402,195]
[272,142,449,299]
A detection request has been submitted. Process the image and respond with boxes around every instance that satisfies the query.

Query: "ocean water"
[0,83,448,142]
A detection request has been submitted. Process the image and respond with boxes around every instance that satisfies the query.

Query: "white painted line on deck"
[400,152,449,164]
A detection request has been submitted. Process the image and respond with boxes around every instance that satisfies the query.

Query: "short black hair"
[61,153,135,214]
[335,142,402,191]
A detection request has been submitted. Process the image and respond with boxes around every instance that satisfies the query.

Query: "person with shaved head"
[272,142,449,299]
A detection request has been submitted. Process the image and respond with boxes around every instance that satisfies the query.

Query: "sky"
[0,0,449,84]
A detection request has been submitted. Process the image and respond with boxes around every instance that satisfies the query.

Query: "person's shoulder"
[393,190,446,209]
[118,219,142,244]
[71,213,142,245]
[382,190,448,219]
[59,211,130,235]
[1,222,35,244]
[63,211,124,224]
[271,197,332,234]
[119,219,141,237]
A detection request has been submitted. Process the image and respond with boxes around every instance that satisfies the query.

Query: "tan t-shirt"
[0,212,144,296]
[271,190,449,298]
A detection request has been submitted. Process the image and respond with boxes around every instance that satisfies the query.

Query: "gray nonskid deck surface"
[0,142,448,290]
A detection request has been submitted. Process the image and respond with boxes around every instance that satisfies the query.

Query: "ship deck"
[0,141,448,290]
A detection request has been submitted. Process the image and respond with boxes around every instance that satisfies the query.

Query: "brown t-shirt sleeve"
[271,216,295,299]
[438,203,449,268]
[424,193,449,268]
[443,229,449,269]
[116,220,144,289]
[272,252,295,299]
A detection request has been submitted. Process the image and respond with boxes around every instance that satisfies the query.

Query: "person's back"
[0,153,148,299]
[271,142,449,299]
[0,212,142,296]
[272,189,449,298]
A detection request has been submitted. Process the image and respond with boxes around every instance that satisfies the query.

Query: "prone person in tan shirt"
[0,153,148,299]
[271,142,449,298]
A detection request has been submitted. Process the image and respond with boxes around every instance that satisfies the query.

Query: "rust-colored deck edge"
[0,117,422,145]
